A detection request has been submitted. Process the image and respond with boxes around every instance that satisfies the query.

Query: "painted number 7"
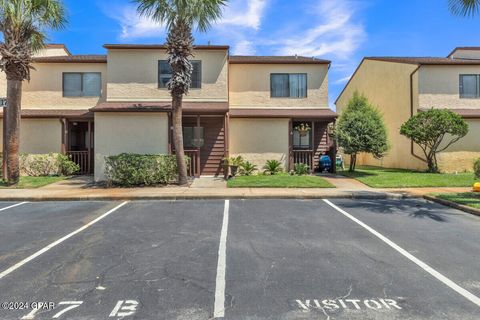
[52,301,83,318]
[21,301,83,319]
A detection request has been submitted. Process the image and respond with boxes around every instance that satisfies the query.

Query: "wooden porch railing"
[292,150,314,170]
[67,151,89,174]
[184,150,200,177]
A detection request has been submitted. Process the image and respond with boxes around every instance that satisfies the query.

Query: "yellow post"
[474,182,480,192]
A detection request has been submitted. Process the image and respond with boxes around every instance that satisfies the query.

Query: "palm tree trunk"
[172,94,189,186]
[5,80,21,184]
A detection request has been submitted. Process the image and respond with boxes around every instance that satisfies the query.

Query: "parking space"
[0,199,477,319]
[0,201,118,271]
[225,199,480,319]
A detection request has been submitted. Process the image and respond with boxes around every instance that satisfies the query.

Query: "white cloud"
[220,0,268,30]
[232,40,256,55]
[334,76,352,84]
[102,5,165,40]
[104,0,268,42]
[274,0,366,60]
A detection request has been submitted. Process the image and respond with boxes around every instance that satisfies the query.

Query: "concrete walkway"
[0,175,472,201]
[320,173,373,190]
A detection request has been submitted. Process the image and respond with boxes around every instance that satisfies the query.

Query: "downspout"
[409,65,426,163]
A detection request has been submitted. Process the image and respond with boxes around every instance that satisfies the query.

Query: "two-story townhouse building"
[0,44,106,175]
[336,47,480,173]
[0,44,336,181]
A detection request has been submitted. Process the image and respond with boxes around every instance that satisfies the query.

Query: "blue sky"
[53,0,480,108]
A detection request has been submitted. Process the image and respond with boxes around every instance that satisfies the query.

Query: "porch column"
[60,118,67,154]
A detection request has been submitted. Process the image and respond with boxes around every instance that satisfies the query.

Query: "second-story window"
[63,73,101,97]
[159,60,201,89]
[271,73,307,98]
[459,74,480,98]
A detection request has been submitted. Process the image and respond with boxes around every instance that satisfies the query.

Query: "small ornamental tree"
[400,108,468,173]
[336,92,389,172]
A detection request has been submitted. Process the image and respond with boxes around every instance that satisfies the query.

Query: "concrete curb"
[0,191,415,202]
[424,195,480,217]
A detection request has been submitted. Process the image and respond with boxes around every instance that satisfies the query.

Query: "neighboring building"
[336,47,480,173]
[0,44,336,181]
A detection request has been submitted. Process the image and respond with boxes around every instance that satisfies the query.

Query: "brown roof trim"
[103,44,229,50]
[229,108,337,119]
[447,47,480,58]
[0,109,93,119]
[46,44,72,56]
[418,108,480,119]
[365,56,480,65]
[92,101,229,114]
[229,55,330,65]
[33,55,107,63]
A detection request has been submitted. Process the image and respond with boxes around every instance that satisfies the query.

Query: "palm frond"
[449,0,480,16]
[0,0,67,80]
[134,0,227,32]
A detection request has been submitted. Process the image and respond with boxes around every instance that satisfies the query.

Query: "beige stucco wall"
[449,49,480,60]
[229,64,328,108]
[0,119,61,154]
[419,65,480,109]
[94,112,169,181]
[34,47,70,57]
[437,119,480,173]
[336,59,425,170]
[0,72,5,98]
[229,118,289,171]
[106,49,228,102]
[21,63,107,109]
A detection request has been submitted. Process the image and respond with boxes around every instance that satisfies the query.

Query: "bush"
[225,155,244,166]
[105,153,179,186]
[336,91,389,172]
[19,153,79,177]
[294,163,310,175]
[400,108,469,173]
[58,154,80,176]
[263,160,283,175]
[475,158,480,180]
[239,161,257,176]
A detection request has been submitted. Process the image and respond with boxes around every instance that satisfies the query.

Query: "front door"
[182,115,225,176]
[66,120,94,174]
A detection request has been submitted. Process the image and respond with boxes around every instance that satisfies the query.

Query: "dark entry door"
[199,116,225,176]
[66,120,93,174]
[182,116,225,177]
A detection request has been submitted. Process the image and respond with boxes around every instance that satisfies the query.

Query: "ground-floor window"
[293,121,312,150]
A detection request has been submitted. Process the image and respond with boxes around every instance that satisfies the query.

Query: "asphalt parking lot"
[0,199,478,320]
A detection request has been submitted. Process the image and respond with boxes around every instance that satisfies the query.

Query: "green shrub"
[263,160,283,175]
[294,163,310,175]
[400,108,468,173]
[20,153,78,177]
[239,161,257,176]
[336,91,390,172]
[475,158,480,180]
[225,155,244,166]
[105,153,179,186]
[58,154,80,176]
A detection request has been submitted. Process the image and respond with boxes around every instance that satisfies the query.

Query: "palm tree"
[0,0,66,184]
[449,0,480,16]
[135,0,226,186]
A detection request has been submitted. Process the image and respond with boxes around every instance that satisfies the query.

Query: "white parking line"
[0,202,28,213]
[324,199,480,308]
[0,201,129,280]
[214,200,230,318]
